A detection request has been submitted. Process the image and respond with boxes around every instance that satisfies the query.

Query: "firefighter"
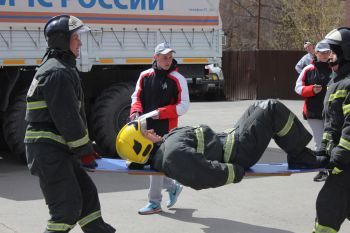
[24,15,116,233]
[116,99,328,190]
[313,27,350,233]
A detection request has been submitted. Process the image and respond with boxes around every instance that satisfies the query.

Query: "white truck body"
[0,0,224,159]
[0,0,223,71]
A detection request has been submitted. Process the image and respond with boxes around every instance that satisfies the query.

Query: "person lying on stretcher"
[116,99,329,190]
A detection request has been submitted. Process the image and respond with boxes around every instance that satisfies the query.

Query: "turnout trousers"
[232,99,313,168]
[314,170,350,233]
[25,142,115,233]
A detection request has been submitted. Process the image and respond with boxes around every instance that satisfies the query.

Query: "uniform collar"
[47,49,77,67]
[335,63,350,79]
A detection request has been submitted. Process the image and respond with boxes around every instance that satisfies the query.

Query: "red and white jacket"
[295,61,331,119]
[130,60,190,136]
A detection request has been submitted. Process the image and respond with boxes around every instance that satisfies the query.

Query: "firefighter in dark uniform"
[116,99,328,190]
[24,15,115,233]
[313,27,350,233]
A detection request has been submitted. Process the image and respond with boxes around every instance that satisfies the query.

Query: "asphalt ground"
[0,100,349,233]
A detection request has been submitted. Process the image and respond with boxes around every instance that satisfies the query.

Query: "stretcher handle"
[137,110,159,121]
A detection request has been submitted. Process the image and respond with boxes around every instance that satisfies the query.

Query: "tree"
[274,0,345,50]
[219,0,346,50]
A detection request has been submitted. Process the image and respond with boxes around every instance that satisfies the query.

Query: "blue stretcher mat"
[94,158,325,176]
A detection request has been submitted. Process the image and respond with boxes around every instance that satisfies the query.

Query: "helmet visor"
[74,25,90,35]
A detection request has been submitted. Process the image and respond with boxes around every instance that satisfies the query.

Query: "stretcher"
[94,158,325,176]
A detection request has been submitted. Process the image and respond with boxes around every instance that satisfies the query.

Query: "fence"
[222,50,305,101]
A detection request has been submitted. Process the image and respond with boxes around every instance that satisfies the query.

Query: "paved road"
[0,100,349,233]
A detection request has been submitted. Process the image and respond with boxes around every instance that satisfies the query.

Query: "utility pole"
[257,0,261,50]
[347,0,350,26]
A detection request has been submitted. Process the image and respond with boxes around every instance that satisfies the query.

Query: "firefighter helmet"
[116,120,154,164]
[44,15,90,51]
[324,27,350,62]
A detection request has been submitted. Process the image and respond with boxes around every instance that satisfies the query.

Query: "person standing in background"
[295,41,332,182]
[295,41,332,151]
[295,41,316,74]
[129,42,190,215]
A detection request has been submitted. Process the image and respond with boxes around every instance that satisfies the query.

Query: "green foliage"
[220,0,346,50]
[273,0,345,50]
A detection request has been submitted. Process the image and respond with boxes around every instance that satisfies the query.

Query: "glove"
[233,164,245,183]
[80,151,100,170]
[129,112,140,121]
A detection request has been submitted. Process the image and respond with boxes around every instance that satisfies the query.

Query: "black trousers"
[233,99,312,168]
[25,142,115,233]
[316,169,350,232]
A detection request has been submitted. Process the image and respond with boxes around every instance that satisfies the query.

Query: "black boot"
[287,148,329,169]
[233,164,245,183]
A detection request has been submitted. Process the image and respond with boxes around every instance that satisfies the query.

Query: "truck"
[0,0,224,161]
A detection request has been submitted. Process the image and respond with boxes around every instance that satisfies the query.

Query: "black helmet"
[44,15,90,51]
[324,27,350,62]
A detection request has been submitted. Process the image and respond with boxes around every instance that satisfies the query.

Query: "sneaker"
[138,202,162,215]
[313,170,329,182]
[166,182,183,208]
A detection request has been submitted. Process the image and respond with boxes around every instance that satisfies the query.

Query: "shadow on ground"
[160,208,293,233]
[0,156,149,201]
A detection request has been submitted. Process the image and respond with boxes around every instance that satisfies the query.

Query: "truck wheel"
[91,83,134,156]
[2,90,27,162]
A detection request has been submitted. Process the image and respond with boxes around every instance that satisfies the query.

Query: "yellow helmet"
[116,120,154,164]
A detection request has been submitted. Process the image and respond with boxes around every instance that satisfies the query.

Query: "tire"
[2,90,27,162]
[90,83,135,155]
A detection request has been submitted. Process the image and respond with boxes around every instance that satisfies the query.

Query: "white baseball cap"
[154,42,176,55]
[315,42,330,52]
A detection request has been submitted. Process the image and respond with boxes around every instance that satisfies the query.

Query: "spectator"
[295,41,332,151]
[295,41,332,182]
[129,42,190,215]
[295,41,316,74]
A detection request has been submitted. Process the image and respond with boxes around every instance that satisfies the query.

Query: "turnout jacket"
[150,99,314,190]
[321,64,350,170]
[152,125,237,190]
[25,52,93,156]
[295,61,332,119]
[130,60,190,136]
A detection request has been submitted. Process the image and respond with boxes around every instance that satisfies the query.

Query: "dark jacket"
[25,51,93,156]
[130,60,190,136]
[295,61,332,119]
[152,125,236,190]
[321,64,350,170]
